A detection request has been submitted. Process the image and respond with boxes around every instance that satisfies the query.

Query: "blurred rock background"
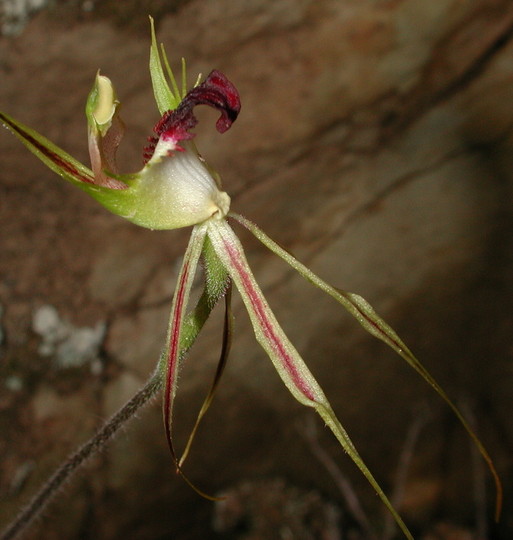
[0,0,512,538]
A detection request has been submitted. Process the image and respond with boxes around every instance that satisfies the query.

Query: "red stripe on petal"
[1,113,96,185]
[221,237,316,402]
[163,259,190,448]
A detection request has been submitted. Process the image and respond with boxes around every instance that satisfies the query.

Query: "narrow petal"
[207,220,318,405]
[162,224,207,465]
[0,110,95,187]
[230,212,503,519]
[207,219,413,540]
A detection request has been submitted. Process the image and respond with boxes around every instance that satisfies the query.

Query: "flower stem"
[1,370,162,540]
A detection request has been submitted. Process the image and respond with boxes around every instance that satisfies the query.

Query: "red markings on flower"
[221,236,317,403]
[164,258,191,453]
[142,136,158,163]
[143,70,241,163]
[187,70,241,134]
[0,112,96,185]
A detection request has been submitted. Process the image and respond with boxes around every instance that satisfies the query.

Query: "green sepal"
[149,16,181,114]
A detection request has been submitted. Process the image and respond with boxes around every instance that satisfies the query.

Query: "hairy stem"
[1,370,162,540]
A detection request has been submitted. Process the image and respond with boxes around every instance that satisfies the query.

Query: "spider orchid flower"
[0,20,502,540]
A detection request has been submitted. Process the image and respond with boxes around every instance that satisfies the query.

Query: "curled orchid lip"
[144,69,241,162]
[0,16,502,540]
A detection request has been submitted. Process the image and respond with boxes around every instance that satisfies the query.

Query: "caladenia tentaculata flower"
[0,18,502,540]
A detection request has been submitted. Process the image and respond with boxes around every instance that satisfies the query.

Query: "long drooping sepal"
[207,219,414,540]
[179,282,233,468]
[178,236,233,467]
[161,224,207,473]
[230,212,503,520]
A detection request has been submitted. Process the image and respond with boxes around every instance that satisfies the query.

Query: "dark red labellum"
[143,70,241,163]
